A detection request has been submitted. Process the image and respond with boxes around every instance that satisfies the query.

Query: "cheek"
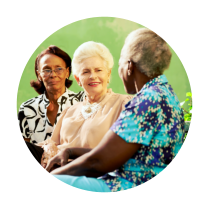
[59,73,69,82]
[79,76,87,85]
[42,77,48,83]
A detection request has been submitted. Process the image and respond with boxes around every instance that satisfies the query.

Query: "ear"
[66,67,70,78]
[36,71,42,82]
[74,75,81,86]
[128,60,134,75]
[108,69,111,80]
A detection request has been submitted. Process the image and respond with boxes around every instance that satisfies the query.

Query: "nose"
[89,71,97,79]
[49,69,57,77]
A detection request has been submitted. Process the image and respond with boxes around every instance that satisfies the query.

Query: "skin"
[45,42,158,176]
[74,56,111,104]
[24,54,69,142]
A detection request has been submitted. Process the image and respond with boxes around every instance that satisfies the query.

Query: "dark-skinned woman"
[18,46,84,144]
[45,28,185,192]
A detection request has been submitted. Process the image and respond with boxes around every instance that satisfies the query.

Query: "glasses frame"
[38,67,67,77]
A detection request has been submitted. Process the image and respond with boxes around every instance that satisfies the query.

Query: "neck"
[46,87,66,104]
[85,89,107,104]
[134,71,156,93]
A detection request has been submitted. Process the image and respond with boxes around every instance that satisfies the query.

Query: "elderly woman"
[28,41,132,166]
[18,46,84,144]
[46,28,185,192]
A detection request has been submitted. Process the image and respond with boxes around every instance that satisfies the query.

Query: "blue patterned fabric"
[102,75,185,192]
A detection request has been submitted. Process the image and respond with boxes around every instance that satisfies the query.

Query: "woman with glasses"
[18,46,85,145]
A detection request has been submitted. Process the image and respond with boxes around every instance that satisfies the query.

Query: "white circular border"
[1,0,209,209]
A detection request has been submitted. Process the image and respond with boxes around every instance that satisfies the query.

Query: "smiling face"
[37,54,69,93]
[75,56,111,101]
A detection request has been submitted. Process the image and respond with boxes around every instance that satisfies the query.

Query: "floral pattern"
[102,75,185,192]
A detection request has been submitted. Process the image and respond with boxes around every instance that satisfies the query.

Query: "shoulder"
[62,101,83,117]
[19,94,43,110]
[131,87,162,107]
[68,100,84,110]
[111,91,133,102]
[65,89,85,102]
[18,94,44,120]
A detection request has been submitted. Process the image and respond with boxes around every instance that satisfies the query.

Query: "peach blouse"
[49,89,132,149]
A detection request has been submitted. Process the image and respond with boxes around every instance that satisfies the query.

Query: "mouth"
[49,81,59,85]
[88,82,101,87]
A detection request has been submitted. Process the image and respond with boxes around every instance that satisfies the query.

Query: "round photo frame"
[1,0,209,208]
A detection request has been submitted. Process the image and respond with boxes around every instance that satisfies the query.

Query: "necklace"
[85,106,91,113]
[81,94,106,119]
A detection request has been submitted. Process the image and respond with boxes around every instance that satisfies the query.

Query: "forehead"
[39,54,66,68]
[79,56,105,70]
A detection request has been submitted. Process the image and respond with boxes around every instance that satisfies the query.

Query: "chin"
[125,87,136,95]
[48,85,62,91]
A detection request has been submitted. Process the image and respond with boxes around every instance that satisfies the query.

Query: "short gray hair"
[72,41,114,76]
[124,28,172,78]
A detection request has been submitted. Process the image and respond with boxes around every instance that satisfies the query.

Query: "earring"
[107,79,110,84]
[128,70,131,76]
[79,82,82,87]
[38,78,42,82]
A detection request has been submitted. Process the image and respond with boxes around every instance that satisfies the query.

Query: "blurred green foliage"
[17,17,191,112]
[181,92,192,140]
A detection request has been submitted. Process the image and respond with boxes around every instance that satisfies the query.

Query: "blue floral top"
[102,75,185,192]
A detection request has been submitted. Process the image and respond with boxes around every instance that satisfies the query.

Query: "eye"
[43,69,51,73]
[57,67,63,71]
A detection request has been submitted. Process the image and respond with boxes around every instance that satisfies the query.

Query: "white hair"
[72,41,114,76]
[124,28,172,78]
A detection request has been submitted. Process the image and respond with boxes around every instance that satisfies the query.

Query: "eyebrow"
[41,64,63,70]
[81,68,90,72]
[81,66,103,71]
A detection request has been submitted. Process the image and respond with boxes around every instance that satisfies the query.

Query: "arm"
[46,147,92,172]
[18,106,32,141]
[50,130,141,177]
[24,138,31,142]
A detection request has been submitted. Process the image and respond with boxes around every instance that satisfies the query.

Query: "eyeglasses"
[39,67,67,77]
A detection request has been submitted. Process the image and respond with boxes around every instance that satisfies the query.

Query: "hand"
[45,148,71,172]
[41,151,49,168]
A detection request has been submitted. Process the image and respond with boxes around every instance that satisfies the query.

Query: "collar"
[43,87,71,108]
[138,74,168,95]
[124,75,168,108]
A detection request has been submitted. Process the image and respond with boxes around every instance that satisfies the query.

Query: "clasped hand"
[45,148,71,172]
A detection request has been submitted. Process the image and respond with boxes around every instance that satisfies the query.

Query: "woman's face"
[38,54,69,93]
[75,56,111,98]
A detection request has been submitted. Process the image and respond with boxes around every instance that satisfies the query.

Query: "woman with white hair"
[45,28,185,192]
[29,41,132,166]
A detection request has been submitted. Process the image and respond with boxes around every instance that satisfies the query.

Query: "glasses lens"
[41,70,51,77]
[55,67,64,74]
[40,68,65,77]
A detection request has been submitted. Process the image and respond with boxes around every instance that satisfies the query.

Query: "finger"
[61,159,68,167]
[45,159,55,172]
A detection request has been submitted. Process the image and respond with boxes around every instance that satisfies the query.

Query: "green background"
[17,17,191,111]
